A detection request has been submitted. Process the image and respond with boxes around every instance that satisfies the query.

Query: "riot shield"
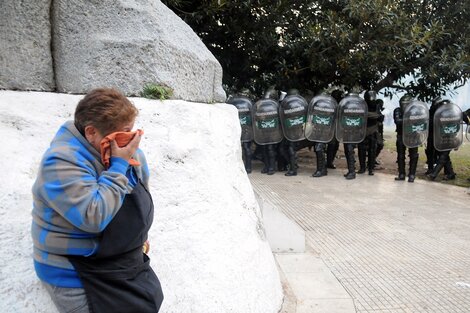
[227,96,253,142]
[402,100,429,148]
[305,95,337,143]
[279,95,308,142]
[253,98,283,145]
[433,101,463,151]
[335,94,367,143]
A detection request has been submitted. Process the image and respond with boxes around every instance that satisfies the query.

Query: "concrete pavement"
[250,164,470,313]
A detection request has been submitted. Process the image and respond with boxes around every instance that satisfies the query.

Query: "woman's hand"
[110,132,142,162]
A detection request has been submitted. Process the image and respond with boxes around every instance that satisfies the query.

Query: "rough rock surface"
[52,0,225,102]
[0,0,55,90]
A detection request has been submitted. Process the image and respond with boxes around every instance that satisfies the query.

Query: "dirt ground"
[295,143,401,177]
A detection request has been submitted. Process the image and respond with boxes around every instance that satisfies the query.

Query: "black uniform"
[278,139,298,176]
[394,96,419,182]
[375,99,385,162]
[312,142,328,177]
[427,100,458,181]
[358,92,379,175]
[425,99,439,174]
[261,144,277,175]
[327,90,343,169]
[242,142,253,173]
[343,143,357,180]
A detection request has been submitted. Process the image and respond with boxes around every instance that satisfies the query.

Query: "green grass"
[140,83,173,100]
[439,142,470,187]
[384,128,470,188]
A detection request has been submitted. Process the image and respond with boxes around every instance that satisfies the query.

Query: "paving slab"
[276,253,356,313]
[250,165,470,313]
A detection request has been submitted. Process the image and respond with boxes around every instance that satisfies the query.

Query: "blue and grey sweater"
[31,121,150,287]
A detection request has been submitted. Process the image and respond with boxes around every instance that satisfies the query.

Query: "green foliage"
[163,0,470,100]
[140,83,173,100]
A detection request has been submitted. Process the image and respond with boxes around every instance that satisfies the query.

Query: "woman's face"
[85,120,135,153]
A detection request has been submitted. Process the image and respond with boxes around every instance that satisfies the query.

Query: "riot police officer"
[305,93,338,177]
[279,89,308,176]
[375,99,385,164]
[227,93,254,173]
[326,90,343,168]
[253,89,283,175]
[428,99,462,180]
[463,108,470,181]
[358,90,379,175]
[463,108,470,125]
[424,97,440,175]
[336,93,368,180]
[394,94,419,182]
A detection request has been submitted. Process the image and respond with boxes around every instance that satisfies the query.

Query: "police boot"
[260,146,268,174]
[245,159,252,174]
[395,156,406,181]
[425,151,434,175]
[368,143,377,176]
[424,147,434,175]
[357,145,366,174]
[428,163,444,180]
[285,156,297,176]
[313,151,327,177]
[375,144,383,161]
[425,163,434,175]
[267,146,276,175]
[368,157,375,176]
[242,142,252,174]
[443,160,456,180]
[344,153,356,180]
[408,156,418,183]
[326,144,337,169]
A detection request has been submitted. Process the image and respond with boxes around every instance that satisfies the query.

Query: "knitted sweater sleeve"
[35,146,130,233]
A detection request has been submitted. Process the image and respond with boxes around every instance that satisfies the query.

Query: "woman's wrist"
[108,156,129,175]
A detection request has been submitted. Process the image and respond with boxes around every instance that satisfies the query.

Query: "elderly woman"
[32,88,163,313]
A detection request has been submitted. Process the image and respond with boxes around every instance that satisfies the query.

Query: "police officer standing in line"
[463,108,470,125]
[304,92,338,178]
[226,92,254,173]
[358,90,379,175]
[427,99,461,180]
[424,97,440,175]
[326,90,343,169]
[278,89,308,176]
[462,107,470,182]
[253,88,284,175]
[375,99,385,165]
[394,94,419,182]
[337,92,368,180]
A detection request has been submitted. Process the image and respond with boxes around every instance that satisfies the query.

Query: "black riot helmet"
[437,99,451,107]
[376,99,384,112]
[263,87,278,100]
[331,89,344,103]
[364,90,377,103]
[431,96,442,107]
[399,94,413,110]
[286,88,300,96]
[238,88,251,97]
